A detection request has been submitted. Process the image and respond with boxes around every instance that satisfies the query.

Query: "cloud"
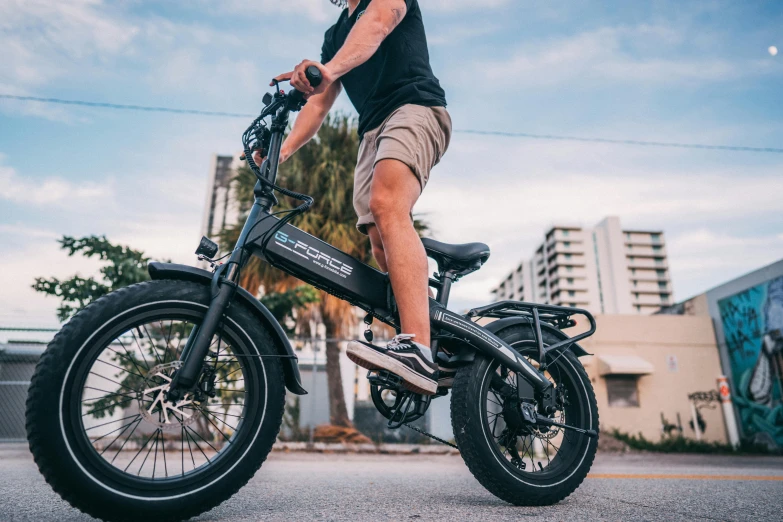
[0,161,114,207]
[0,0,138,87]
[417,133,783,310]
[424,0,510,12]
[466,25,774,89]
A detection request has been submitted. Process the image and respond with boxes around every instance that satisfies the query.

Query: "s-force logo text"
[274,231,354,278]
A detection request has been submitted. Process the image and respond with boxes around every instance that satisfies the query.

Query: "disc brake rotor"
[139,362,199,430]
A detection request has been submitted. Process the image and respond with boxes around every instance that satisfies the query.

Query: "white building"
[200,154,244,241]
[492,216,673,315]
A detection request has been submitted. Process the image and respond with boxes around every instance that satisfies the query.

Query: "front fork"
[167,197,265,401]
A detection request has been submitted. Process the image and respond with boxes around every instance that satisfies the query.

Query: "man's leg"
[369,159,430,348]
[366,224,388,273]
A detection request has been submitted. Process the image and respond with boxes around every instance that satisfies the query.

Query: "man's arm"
[279,0,408,96]
[325,0,407,79]
[252,81,341,165]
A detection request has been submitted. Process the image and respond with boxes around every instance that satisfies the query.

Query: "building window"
[565,253,572,260]
[563,230,569,237]
[606,376,640,407]
[655,258,664,266]
[568,291,575,297]
[626,232,631,240]
[567,278,574,284]
[629,256,634,262]
[651,233,661,243]
[628,244,632,251]
[563,241,570,248]
[631,268,636,275]
[656,269,665,277]
[633,280,637,287]
[636,305,641,312]
[566,266,573,272]
[634,293,639,299]
[658,282,666,289]
[570,303,577,307]
[653,245,662,252]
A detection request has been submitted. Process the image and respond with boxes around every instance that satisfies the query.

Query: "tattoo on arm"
[391,7,405,25]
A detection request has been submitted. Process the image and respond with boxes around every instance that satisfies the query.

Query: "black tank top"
[321,0,447,138]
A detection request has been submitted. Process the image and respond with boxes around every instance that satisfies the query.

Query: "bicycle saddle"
[421,238,490,276]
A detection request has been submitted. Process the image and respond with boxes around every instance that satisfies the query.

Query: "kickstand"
[387,392,415,429]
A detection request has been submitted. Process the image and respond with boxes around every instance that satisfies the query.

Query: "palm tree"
[224,114,369,427]
[224,114,429,428]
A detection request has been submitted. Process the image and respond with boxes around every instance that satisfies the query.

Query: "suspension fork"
[166,201,263,401]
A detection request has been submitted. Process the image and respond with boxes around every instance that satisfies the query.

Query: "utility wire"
[0,93,254,118]
[2,93,782,154]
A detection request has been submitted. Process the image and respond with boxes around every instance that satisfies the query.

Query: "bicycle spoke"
[136,428,160,476]
[94,358,144,379]
[116,336,151,372]
[88,371,138,393]
[110,417,143,464]
[185,425,220,455]
[124,428,159,473]
[84,397,135,417]
[82,387,137,402]
[198,407,237,438]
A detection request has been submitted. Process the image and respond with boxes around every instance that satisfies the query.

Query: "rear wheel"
[451,325,598,506]
[26,280,286,522]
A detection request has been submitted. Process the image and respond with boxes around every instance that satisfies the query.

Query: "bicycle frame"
[166,86,583,403]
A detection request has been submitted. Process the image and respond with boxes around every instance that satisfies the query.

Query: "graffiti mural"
[718,276,783,447]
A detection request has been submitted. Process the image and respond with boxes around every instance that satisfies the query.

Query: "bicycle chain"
[403,422,459,450]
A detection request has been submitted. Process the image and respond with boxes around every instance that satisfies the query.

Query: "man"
[257,0,450,395]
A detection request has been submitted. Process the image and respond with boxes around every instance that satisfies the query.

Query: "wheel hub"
[139,362,198,430]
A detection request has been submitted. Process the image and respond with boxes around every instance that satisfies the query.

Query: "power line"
[454,129,783,154]
[0,93,254,118]
[2,93,782,154]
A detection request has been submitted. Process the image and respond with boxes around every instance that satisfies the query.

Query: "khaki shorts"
[353,104,452,235]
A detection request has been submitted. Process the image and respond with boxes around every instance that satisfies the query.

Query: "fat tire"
[450,325,598,506]
[26,280,286,522]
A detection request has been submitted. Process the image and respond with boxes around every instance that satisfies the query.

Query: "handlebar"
[239,66,323,161]
[287,65,323,105]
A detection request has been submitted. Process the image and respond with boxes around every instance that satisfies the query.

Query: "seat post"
[436,270,457,307]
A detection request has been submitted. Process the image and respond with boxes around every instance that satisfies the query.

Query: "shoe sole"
[347,342,438,395]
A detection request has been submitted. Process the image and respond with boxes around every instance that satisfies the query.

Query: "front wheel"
[26,280,286,522]
[451,325,598,506]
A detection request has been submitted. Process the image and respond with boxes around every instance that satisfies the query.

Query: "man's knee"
[369,188,407,225]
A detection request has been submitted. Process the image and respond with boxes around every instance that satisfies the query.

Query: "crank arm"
[535,415,598,438]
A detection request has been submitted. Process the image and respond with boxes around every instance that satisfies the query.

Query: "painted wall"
[717,276,783,447]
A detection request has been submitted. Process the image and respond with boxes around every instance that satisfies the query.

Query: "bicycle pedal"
[367,369,403,388]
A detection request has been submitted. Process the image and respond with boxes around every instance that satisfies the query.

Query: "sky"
[1,0,782,327]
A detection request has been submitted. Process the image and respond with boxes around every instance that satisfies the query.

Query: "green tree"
[33,235,150,321]
[223,113,428,428]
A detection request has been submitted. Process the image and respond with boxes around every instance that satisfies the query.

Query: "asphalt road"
[1,443,782,521]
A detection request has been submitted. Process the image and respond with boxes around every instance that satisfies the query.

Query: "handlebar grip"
[304,65,322,89]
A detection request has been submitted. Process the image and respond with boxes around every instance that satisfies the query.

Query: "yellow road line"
[588,473,783,481]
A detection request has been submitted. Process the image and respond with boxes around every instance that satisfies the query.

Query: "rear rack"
[466,300,596,369]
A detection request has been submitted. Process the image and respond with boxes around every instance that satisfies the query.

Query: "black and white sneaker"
[347,334,439,395]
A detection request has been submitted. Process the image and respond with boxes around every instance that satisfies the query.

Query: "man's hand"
[252,147,290,166]
[271,60,335,98]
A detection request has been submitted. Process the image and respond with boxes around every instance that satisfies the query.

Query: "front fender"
[484,316,591,357]
[148,262,307,395]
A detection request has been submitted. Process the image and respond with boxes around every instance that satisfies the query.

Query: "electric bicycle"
[26,67,599,521]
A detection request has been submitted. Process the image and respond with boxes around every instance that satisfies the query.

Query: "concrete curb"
[273,441,460,455]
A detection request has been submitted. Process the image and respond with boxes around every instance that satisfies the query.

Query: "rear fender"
[484,316,590,357]
[147,262,307,395]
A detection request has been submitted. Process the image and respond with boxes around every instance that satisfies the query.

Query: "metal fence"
[0,328,443,444]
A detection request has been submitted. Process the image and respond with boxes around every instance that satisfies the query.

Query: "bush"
[609,429,779,455]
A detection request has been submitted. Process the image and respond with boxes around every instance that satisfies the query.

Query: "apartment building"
[492,216,673,314]
[200,153,243,240]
